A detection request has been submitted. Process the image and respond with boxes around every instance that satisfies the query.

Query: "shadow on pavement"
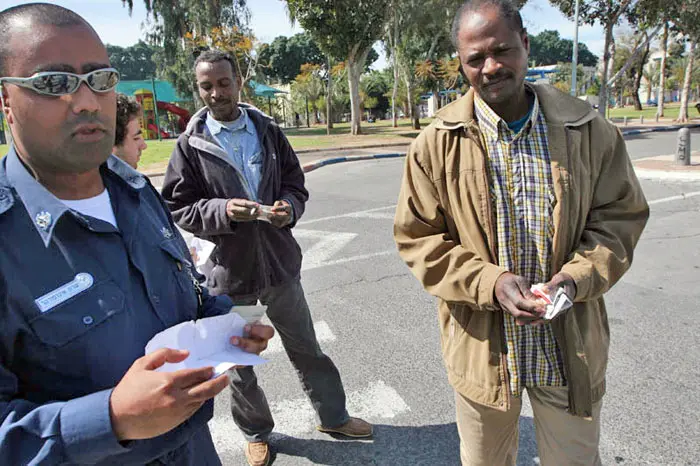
[266,417,539,465]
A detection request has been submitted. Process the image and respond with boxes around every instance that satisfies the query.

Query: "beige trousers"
[454,387,602,466]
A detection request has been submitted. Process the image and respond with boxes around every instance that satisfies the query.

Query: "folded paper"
[145,312,267,377]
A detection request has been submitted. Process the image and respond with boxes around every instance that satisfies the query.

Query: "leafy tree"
[548,0,637,116]
[120,0,250,104]
[257,33,324,84]
[107,41,159,80]
[286,0,392,135]
[528,30,598,66]
[292,63,325,124]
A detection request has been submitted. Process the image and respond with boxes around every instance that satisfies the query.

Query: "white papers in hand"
[145,313,267,377]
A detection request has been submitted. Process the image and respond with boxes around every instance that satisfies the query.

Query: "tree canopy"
[107,41,159,80]
[528,30,598,67]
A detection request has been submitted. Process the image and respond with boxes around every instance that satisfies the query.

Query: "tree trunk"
[391,11,399,128]
[598,22,614,117]
[677,41,695,123]
[348,46,371,136]
[326,57,333,134]
[405,77,419,130]
[657,22,668,118]
[632,40,649,111]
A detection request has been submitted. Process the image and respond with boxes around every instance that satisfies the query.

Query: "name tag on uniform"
[35,273,94,313]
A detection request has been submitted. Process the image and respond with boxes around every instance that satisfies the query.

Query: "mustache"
[482,72,513,85]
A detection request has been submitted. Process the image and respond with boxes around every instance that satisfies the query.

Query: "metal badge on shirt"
[34,273,94,313]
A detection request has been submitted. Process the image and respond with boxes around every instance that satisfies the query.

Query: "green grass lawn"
[607,103,688,120]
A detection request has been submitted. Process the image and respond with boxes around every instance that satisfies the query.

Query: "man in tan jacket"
[393,0,649,464]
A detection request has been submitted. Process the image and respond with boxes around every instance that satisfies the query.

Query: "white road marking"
[263,321,336,356]
[209,380,410,454]
[634,168,700,181]
[346,211,396,220]
[648,190,700,205]
[297,205,396,226]
[295,229,358,270]
[305,250,397,271]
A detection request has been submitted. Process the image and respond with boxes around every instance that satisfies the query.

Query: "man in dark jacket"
[161,50,372,466]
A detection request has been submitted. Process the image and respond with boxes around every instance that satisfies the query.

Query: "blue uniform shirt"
[0,148,232,465]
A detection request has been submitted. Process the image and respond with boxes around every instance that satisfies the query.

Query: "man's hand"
[226,198,260,222]
[109,349,229,441]
[230,323,275,353]
[269,200,292,228]
[495,273,546,326]
[541,272,577,301]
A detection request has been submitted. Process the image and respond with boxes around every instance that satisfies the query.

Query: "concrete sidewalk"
[633,152,700,180]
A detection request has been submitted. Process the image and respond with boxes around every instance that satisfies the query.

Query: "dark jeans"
[228,279,349,442]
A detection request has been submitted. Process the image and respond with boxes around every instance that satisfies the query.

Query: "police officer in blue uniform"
[0,4,274,465]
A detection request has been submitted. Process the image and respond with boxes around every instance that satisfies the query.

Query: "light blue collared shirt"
[205,108,263,201]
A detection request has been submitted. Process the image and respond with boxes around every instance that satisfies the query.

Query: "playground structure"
[133,89,190,140]
[117,80,192,140]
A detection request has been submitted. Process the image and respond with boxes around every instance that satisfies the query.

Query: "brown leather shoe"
[244,441,270,466]
[316,417,373,438]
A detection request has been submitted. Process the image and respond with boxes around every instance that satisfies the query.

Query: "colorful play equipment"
[131,90,190,140]
[117,80,191,140]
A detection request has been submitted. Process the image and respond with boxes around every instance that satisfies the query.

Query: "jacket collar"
[1,146,146,247]
[434,83,598,131]
[205,107,256,136]
[186,103,273,139]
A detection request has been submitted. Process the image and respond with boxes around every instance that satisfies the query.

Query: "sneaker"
[316,417,373,438]
[244,441,270,466]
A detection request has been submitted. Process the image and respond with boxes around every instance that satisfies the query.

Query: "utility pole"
[570,0,581,96]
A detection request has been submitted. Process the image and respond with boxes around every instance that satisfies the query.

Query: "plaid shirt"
[474,91,566,395]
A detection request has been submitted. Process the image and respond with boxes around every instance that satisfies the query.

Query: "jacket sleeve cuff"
[560,262,592,302]
[60,389,130,463]
[282,197,296,224]
[479,264,509,311]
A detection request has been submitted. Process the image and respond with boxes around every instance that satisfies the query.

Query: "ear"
[0,84,12,124]
[521,30,530,55]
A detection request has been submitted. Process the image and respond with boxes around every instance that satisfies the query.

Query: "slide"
[147,123,170,139]
[157,101,191,133]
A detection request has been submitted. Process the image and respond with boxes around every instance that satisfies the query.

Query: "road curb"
[621,123,700,137]
[302,153,406,173]
[296,141,409,155]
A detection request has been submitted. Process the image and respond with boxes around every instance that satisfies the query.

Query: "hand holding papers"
[145,312,267,377]
[530,284,573,320]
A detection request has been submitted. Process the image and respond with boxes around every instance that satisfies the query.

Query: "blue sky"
[1,0,610,68]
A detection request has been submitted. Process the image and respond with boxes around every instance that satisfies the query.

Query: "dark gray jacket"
[161,104,308,297]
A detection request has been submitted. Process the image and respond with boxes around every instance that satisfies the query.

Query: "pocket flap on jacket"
[29,281,126,347]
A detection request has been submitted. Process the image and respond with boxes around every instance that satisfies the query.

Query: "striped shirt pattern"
[474,91,566,395]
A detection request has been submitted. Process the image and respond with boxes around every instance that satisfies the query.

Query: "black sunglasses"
[0,68,120,96]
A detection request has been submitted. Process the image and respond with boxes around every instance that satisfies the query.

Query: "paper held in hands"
[255,205,275,223]
[530,284,573,320]
[145,312,267,377]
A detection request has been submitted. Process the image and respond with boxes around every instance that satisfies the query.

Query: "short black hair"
[114,93,141,147]
[451,0,525,49]
[194,49,237,77]
[0,3,94,76]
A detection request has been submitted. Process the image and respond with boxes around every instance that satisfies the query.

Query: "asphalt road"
[624,127,700,160]
[201,152,700,465]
